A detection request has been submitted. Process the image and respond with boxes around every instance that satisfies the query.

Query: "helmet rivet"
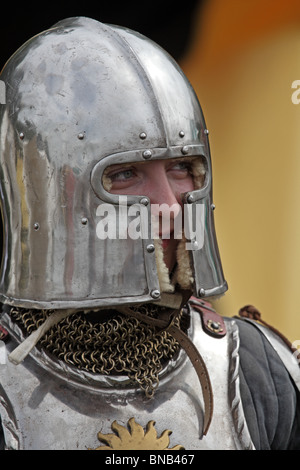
[199,288,206,297]
[142,149,152,159]
[19,132,25,140]
[139,132,147,140]
[139,197,149,206]
[81,217,88,225]
[181,146,189,155]
[77,132,85,140]
[211,204,216,210]
[204,129,209,135]
[208,320,222,332]
[179,130,185,138]
[187,194,194,204]
[33,223,40,231]
[151,289,160,299]
[146,243,155,253]
[192,240,199,250]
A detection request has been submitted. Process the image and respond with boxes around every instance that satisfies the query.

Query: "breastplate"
[0,308,254,450]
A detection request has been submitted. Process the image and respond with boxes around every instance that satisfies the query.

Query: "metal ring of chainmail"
[9,304,188,398]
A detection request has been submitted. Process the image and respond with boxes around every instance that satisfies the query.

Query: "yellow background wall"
[181,0,300,342]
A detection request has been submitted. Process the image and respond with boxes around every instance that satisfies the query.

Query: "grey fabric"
[236,318,300,449]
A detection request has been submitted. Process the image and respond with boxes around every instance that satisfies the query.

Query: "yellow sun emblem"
[91,418,184,450]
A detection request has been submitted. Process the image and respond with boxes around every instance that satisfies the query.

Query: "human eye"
[102,164,139,193]
[109,168,134,182]
[168,159,192,178]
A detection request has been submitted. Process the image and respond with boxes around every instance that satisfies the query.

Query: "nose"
[148,166,182,219]
[146,165,182,240]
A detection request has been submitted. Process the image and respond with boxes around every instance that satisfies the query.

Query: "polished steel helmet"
[0,16,227,310]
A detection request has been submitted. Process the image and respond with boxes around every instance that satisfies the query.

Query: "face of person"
[105,158,195,271]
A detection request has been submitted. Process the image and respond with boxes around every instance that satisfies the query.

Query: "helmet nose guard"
[0,16,227,310]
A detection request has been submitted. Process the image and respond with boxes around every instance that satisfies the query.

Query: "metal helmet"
[0,16,227,310]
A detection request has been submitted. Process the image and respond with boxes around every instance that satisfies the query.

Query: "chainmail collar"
[7,303,189,398]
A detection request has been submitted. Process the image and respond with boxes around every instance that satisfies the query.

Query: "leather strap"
[189,298,227,338]
[167,323,213,435]
[119,301,214,436]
